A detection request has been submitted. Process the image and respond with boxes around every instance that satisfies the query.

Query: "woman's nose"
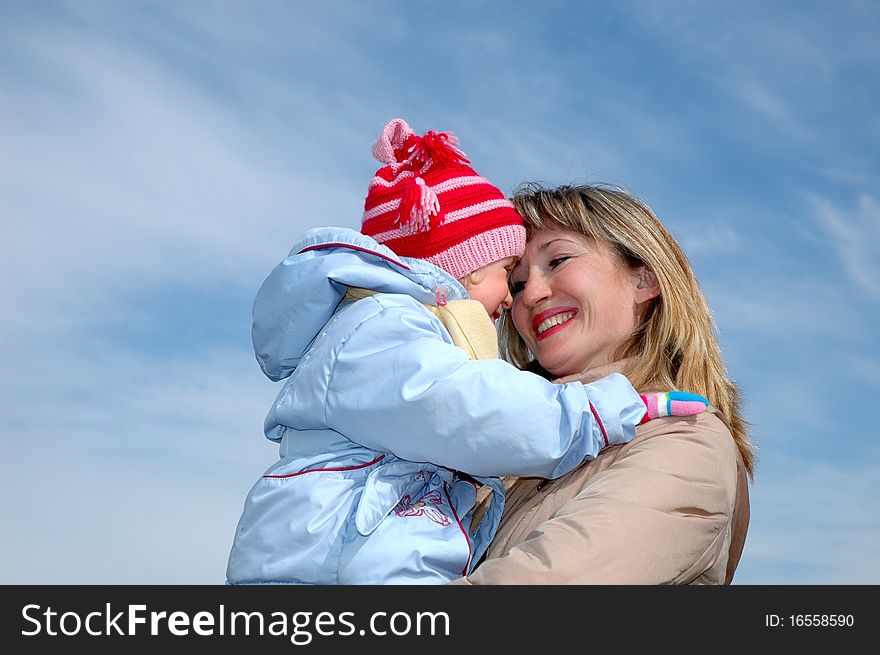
[519,273,551,308]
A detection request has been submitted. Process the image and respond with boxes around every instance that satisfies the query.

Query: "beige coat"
[452,407,750,585]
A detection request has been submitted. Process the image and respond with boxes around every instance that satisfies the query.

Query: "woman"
[453,183,754,585]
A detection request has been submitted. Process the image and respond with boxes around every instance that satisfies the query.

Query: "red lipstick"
[532,307,577,341]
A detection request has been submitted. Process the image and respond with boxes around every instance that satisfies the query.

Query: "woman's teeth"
[537,311,575,335]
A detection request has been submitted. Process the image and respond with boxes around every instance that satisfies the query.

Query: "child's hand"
[640,392,709,424]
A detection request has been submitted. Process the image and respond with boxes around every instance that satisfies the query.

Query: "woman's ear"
[633,266,660,304]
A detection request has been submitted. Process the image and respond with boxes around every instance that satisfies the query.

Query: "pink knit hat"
[360,118,526,280]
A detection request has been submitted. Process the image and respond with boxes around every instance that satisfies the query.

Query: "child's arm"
[272,297,700,480]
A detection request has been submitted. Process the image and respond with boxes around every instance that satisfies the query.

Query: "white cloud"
[0,19,367,344]
[631,1,878,152]
[716,73,810,141]
[810,193,880,300]
[675,223,743,258]
[705,273,866,342]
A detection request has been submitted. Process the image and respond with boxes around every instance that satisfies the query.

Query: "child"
[226,119,708,584]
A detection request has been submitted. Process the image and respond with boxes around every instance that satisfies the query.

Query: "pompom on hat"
[361,118,526,281]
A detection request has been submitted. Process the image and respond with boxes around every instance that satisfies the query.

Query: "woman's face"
[509,229,658,378]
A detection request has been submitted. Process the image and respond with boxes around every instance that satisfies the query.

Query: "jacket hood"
[252,226,467,382]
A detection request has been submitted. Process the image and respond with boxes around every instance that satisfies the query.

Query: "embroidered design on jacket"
[393,490,451,526]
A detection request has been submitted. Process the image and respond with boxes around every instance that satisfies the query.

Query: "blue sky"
[1,0,878,584]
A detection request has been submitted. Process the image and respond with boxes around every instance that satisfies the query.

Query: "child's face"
[464,256,517,320]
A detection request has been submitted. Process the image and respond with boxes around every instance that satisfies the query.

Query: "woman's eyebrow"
[540,237,580,251]
[513,237,585,275]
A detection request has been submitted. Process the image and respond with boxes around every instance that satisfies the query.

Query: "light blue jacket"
[226,227,645,584]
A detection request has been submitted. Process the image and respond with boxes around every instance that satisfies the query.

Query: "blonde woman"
[453,183,754,585]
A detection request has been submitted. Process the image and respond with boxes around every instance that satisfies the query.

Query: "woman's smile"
[533,307,577,341]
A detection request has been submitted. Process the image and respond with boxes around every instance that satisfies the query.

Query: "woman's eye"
[508,279,525,296]
[549,255,572,269]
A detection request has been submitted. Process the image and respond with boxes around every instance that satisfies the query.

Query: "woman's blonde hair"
[502,183,755,477]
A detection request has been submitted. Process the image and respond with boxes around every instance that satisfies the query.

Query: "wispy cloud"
[705,272,868,342]
[675,223,743,258]
[716,73,813,143]
[809,193,880,300]
[0,17,370,346]
[631,1,880,156]
[0,338,280,583]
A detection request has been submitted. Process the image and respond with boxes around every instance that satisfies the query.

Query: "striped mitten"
[640,391,710,424]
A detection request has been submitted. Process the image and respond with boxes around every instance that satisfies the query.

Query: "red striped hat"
[361,118,526,280]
